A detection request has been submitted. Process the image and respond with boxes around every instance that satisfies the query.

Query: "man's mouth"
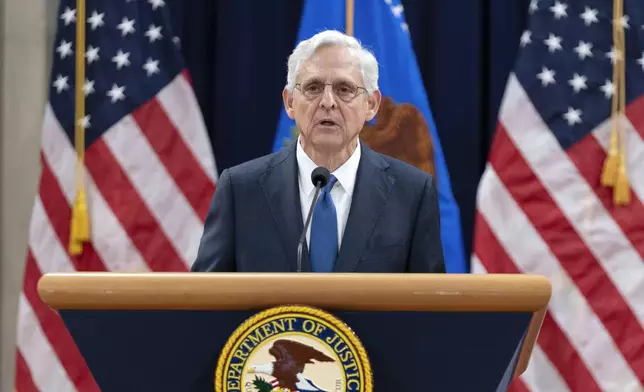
[318,119,337,126]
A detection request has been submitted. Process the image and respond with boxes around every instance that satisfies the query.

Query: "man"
[191,30,445,273]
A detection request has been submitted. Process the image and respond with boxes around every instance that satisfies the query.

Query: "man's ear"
[282,88,295,119]
[365,89,382,121]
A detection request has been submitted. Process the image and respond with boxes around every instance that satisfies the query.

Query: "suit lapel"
[334,143,393,272]
[259,142,311,272]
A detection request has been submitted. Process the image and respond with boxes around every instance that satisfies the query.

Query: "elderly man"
[191,30,445,273]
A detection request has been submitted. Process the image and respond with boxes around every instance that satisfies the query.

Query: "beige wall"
[1,0,58,391]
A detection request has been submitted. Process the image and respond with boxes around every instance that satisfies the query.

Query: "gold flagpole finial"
[69,0,90,255]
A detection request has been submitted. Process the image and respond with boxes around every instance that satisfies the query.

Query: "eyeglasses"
[294,81,367,102]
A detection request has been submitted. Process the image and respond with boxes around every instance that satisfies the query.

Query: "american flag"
[472,0,644,391]
[14,0,217,390]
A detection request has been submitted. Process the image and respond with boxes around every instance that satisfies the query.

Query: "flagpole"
[70,0,90,255]
[345,0,354,36]
[600,0,629,205]
[614,0,629,205]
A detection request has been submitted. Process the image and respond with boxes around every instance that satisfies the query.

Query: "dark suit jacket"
[191,140,445,273]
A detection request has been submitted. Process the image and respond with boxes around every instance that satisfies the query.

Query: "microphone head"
[311,167,330,188]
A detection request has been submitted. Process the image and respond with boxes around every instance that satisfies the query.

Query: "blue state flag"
[274,0,467,273]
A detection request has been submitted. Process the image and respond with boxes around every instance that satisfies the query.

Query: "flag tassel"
[69,189,90,255]
[614,153,630,205]
[600,131,619,186]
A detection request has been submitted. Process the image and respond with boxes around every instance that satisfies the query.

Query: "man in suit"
[191,30,445,273]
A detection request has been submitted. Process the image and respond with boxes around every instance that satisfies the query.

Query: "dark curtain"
[169,0,532,268]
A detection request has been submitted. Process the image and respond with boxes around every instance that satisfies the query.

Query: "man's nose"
[319,85,337,109]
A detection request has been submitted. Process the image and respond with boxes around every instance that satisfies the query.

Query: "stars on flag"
[568,73,587,93]
[112,49,131,69]
[614,15,629,29]
[60,6,76,26]
[143,58,160,76]
[563,107,582,126]
[83,79,95,96]
[86,46,100,64]
[520,31,532,47]
[537,67,556,86]
[529,0,539,14]
[77,114,91,129]
[606,46,623,64]
[573,41,593,60]
[600,80,614,98]
[51,0,167,139]
[87,11,105,30]
[580,7,598,26]
[519,0,644,128]
[107,84,126,103]
[53,74,69,93]
[145,25,163,43]
[544,33,563,53]
[117,17,136,36]
[549,1,568,19]
[148,0,165,10]
[57,40,73,59]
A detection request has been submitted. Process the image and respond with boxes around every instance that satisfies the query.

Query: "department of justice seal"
[215,305,372,392]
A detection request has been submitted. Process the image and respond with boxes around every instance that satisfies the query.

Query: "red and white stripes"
[473,74,644,392]
[15,72,216,391]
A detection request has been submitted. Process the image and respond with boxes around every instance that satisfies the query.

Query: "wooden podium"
[37,273,550,391]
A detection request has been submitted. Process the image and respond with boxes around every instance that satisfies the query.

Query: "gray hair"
[285,30,379,93]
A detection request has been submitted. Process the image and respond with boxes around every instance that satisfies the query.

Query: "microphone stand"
[297,182,323,272]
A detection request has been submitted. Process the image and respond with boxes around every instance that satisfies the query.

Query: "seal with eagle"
[248,338,335,392]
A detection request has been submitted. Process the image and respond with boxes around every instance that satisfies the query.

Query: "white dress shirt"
[296,138,361,249]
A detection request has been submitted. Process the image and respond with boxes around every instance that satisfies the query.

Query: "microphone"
[297,167,330,272]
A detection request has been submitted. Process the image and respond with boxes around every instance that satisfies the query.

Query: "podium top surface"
[37,272,551,311]
[39,273,551,381]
